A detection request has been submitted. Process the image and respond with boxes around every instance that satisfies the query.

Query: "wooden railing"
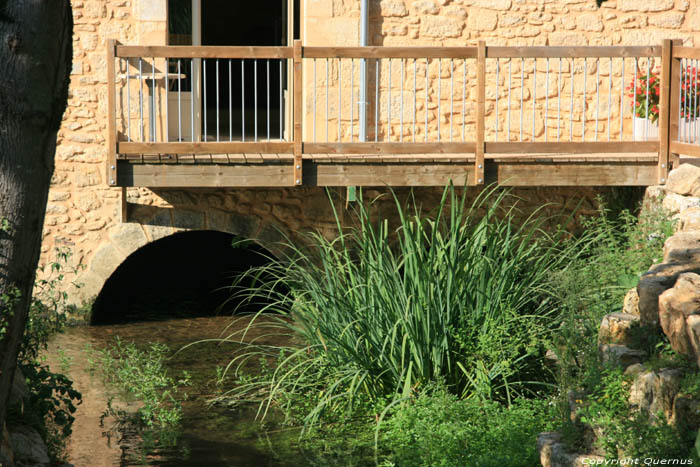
[106,40,692,188]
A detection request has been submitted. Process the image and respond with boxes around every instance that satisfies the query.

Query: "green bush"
[380,386,556,467]
[220,185,594,427]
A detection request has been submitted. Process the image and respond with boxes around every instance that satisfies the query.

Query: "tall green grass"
[219,185,596,425]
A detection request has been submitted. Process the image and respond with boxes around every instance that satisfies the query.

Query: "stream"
[44,315,303,467]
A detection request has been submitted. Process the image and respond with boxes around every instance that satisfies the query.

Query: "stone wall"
[43,0,693,304]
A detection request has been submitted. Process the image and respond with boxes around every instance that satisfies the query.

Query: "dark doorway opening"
[91,231,277,324]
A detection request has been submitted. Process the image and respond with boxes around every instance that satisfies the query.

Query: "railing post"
[293,40,303,186]
[658,39,673,184]
[475,41,486,185]
[106,39,118,187]
[668,40,682,171]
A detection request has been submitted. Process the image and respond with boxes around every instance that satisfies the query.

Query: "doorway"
[168,0,300,142]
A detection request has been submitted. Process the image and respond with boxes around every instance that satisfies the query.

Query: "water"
[45,315,301,467]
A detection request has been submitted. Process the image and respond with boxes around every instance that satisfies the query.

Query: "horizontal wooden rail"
[485,141,659,154]
[116,45,293,59]
[118,142,293,155]
[670,141,700,158]
[303,47,477,59]
[487,45,661,58]
[672,47,700,59]
[304,142,476,154]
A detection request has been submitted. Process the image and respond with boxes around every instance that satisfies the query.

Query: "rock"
[662,193,700,216]
[420,16,464,37]
[618,0,674,12]
[671,393,700,428]
[1,424,15,467]
[679,207,700,231]
[466,9,497,31]
[658,272,700,357]
[628,368,683,422]
[599,344,647,369]
[412,0,438,14]
[665,164,700,197]
[380,0,408,16]
[637,262,700,328]
[598,312,640,347]
[623,288,640,316]
[686,314,700,368]
[9,425,49,465]
[538,432,604,467]
[663,231,700,263]
[625,363,645,376]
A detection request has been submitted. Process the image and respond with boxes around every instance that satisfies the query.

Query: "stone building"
[45,0,700,307]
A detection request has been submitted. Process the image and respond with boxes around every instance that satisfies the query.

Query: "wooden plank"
[658,39,672,183]
[107,39,118,187]
[475,41,485,185]
[118,141,293,155]
[487,46,661,59]
[670,41,683,169]
[303,142,476,154]
[303,47,477,59]
[309,163,473,186]
[672,47,700,60]
[494,161,658,186]
[488,153,657,163]
[116,45,293,59]
[484,141,658,154]
[670,141,700,157]
[120,187,127,222]
[293,40,303,186]
[118,161,293,187]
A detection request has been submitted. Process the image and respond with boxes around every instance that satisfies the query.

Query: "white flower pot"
[633,117,659,141]
[678,119,699,145]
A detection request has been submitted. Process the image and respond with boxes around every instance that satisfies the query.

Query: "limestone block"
[138,0,166,21]
[443,5,466,19]
[628,368,683,422]
[463,0,511,10]
[658,272,700,356]
[412,0,439,14]
[623,287,640,316]
[466,10,497,31]
[679,207,700,231]
[207,209,259,239]
[599,344,646,369]
[380,0,409,17]
[89,244,126,280]
[598,312,640,347]
[649,12,685,29]
[549,32,588,47]
[663,231,700,263]
[638,262,700,327]
[421,16,465,37]
[666,164,700,197]
[576,14,603,32]
[662,193,700,216]
[537,432,604,467]
[618,0,674,12]
[671,393,700,428]
[109,223,148,257]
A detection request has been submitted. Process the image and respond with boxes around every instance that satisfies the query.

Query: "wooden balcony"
[106,40,698,188]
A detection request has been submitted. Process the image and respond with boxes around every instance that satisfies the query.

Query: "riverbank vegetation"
[211,185,699,465]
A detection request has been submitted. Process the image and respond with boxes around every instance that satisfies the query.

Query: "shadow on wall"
[91,230,278,324]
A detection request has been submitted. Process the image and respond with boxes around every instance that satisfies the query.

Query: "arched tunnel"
[91,230,279,324]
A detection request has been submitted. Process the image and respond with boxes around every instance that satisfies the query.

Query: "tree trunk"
[0,0,73,428]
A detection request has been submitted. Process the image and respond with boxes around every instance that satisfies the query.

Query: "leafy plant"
[216,185,595,428]
[628,70,660,123]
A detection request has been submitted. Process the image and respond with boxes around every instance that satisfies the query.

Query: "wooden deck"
[107,40,700,188]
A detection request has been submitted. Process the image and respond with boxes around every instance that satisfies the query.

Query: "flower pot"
[633,117,659,141]
[678,119,699,145]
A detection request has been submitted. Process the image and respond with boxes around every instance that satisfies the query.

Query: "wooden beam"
[107,39,118,187]
[293,40,303,185]
[302,47,477,59]
[672,47,700,60]
[475,41,485,185]
[118,141,293,155]
[116,45,293,59]
[494,161,658,186]
[669,141,700,158]
[303,142,476,154]
[658,39,672,183]
[120,187,127,223]
[308,162,473,186]
[487,45,661,58]
[485,141,658,154]
[669,40,683,169]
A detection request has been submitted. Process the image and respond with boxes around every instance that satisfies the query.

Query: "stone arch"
[74,206,290,305]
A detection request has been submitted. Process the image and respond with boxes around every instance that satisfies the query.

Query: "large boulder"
[538,432,604,467]
[665,163,700,197]
[658,272,700,359]
[9,425,49,465]
[622,288,640,316]
[598,312,640,347]
[679,206,700,232]
[638,262,700,328]
[599,344,646,369]
[663,231,700,264]
[628,368,683,422]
